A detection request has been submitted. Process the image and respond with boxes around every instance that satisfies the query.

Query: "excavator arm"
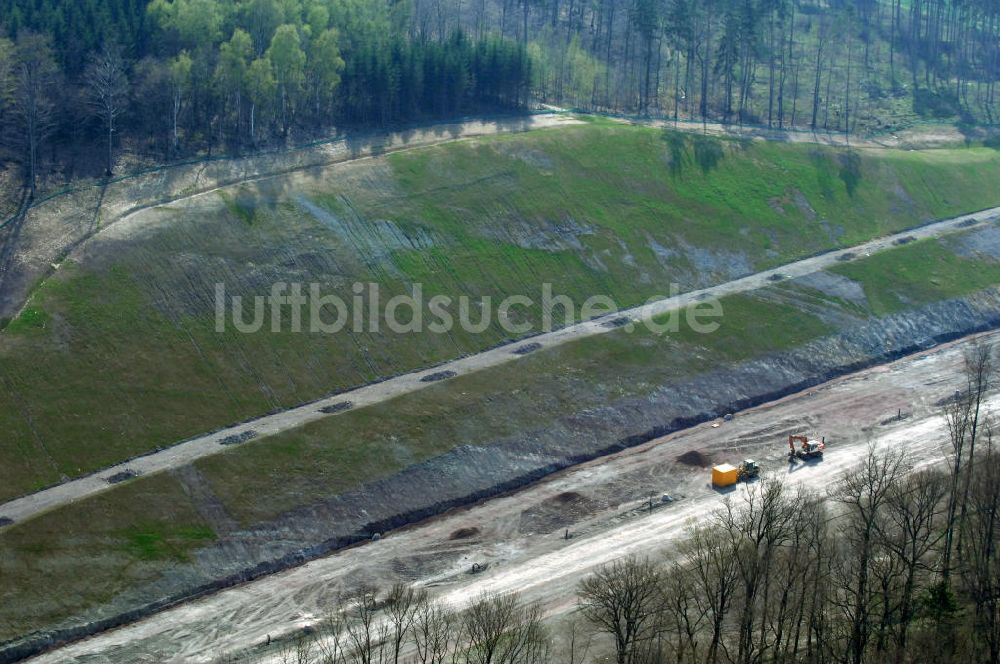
[788,434,809,452]
[788,434,826,460]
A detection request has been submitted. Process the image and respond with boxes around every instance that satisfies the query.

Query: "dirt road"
[2,205,998,530]
[28,328,1000,663]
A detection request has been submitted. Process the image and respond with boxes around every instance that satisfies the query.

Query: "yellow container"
[712,463,738,487]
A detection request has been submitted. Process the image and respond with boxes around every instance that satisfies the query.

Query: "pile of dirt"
[602,316,631,329]
[448,527,481,540]
[319,401,353,415]
[105,470,140,484]
[421,371,457,383]
[549,491,583,505]
[676,450,711,467]
[219,431,258,446]
[519,491,596,534]
[934,390,965,407]
[512,342,542,356]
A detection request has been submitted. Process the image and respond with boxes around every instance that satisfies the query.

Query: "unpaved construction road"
[2,204,998,529]
[28,328,1000,663]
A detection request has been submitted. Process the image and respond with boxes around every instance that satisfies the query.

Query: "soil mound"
[550,491,583,505]
[421,371,457,383]
[449,527,481,540]
[677,450,711,467]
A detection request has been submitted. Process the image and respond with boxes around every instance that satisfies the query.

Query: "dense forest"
[0,0,999,191]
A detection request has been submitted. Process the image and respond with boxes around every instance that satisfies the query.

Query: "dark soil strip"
[935,390,965,407]
[677,450,711,467]
[551,491,583,505]
[219,431,258,446]
[420,371,457,383]
[448,527,480,540]
[105,470,139,485]
[512,342,542,355]
[319,401,353,415]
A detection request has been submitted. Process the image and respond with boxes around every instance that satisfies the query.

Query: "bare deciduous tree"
[9,32,58,193]
[943,343,994,583]
[315,609,349,664]
[681,524,740,664]
[833,444,907,664]
[344,586,388,664]
[880,469,947,662]
[960,422,1000,663]
[84,43,129,176]
[556,616,594,664]
[717,477,796,664]
[578,555,663,664]
[463,592,549,664]
[658,563,705,663]
[385,583,423,664]
[413,594,455,664]
[944,392,973,582]
[956,343,994,567]
[0,37,14,109]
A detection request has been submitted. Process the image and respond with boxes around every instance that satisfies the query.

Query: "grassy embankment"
[4,229,1000,643]
[192,233,1000,525]
[3,124,1000,501]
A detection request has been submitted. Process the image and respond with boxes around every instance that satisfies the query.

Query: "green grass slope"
[191,233,1000,525]
[4,230,1000,645]
[2,123,1000,500]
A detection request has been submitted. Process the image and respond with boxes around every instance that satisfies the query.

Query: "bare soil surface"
[29,328,1000,664]
[2,205,997,529]
[637,116,1000,150]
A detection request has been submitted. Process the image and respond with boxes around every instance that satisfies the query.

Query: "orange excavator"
[788,434,825,461]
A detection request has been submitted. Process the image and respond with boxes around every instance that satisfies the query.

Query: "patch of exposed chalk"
[295,194,437,271]
[792,271,868,305]
[676,238,754,283]
[955,223,1000,261]
[478,216,595,252]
